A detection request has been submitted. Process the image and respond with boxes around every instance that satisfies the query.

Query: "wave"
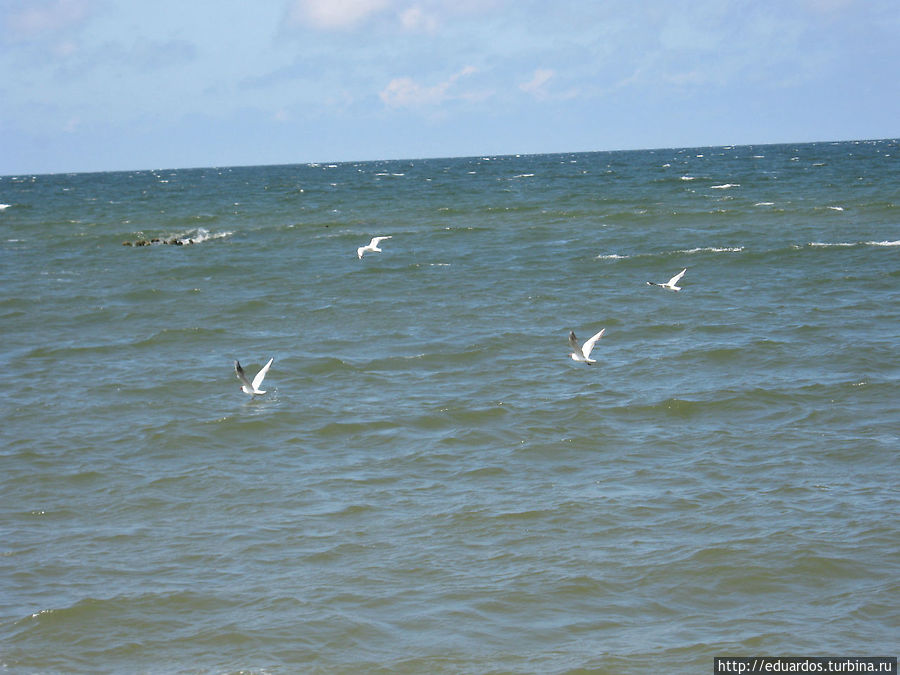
[710,183,739,189]
[806,240,900,248]
[597,239,896,262]
[123,227,232,247]
[171,227,232,244]
[596,246,744,260]
[677,246,744,254]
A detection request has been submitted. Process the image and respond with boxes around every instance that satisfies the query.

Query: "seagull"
[357,236,392,259]
[647,268,686,291]
[234,358,273,396]
[569,329,605,365]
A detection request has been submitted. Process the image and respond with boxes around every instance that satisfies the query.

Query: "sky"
[1,0,898,175]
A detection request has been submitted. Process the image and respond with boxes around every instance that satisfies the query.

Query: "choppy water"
[1,140,898,674]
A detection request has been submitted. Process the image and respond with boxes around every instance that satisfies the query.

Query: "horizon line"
[2,136,896,180]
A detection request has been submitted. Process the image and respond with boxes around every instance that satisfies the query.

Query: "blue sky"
[1,0,897,175]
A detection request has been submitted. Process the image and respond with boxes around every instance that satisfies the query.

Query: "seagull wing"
[581,328,605,358]
[667,268,687,286]
[251,358,274,390]
[568,331,581,354]
[371,236,392,246]
[234,360,253,388]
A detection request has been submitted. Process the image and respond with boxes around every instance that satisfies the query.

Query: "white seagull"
[234,358,274,396]
[357,235,392,259]
[569,329,605,365]
[647,268,687,291]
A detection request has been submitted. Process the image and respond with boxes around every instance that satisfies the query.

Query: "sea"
[1,140,898,674]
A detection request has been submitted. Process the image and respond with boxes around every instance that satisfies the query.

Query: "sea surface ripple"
[1,140,898,673]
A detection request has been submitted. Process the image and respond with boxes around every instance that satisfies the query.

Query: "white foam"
[513,174,535,178]
[827,206,844,211]
[596,253,628,260]
[754,202,775,206]
[0,203,10,210]
[677,246,744,254]
[710,183,739,189]
[680,176,695,181]
[868,240,900,247]
[173,228,233,245]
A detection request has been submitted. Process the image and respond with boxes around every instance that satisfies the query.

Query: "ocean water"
[1,140,898,674]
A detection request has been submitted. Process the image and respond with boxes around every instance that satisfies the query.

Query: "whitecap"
[677,246,744,254]
[513,174,535,178]
[171,227,233,245]
[868,240,900,247]
[680,176,695,181]
[827,206,844,211]
[0,203,10,210]
[596,253,628,260]
[710,183,739,189]
[754,202,775,206]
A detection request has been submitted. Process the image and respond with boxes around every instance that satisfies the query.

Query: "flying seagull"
[357,236,392,259]
[647,268,686,291]
[234,358,274,396]
[569,329,605,365]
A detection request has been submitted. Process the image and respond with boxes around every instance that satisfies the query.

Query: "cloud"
[519,68,555,99]
[283,0,499,32]
[3,0,93,42]
[399,5,438,32]
[379,66,477,107]
[285,0,392,30]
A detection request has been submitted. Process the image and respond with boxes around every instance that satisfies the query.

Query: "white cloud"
[399,5,438,32]
[284,0,501,32]
[380,66,476,108]
[4,0,92,41]
[519,68,555,99]
[286,0,392,30]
